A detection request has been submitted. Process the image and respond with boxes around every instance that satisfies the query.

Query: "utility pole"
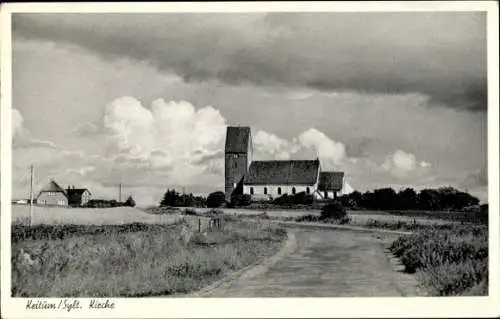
[29,165,34,227]
[119,183,122,202]
[182,186,186,207]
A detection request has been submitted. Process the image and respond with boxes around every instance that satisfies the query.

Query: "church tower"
[224,126,252,200]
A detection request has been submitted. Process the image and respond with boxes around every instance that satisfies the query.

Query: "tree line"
[158,186,483,211]
[337,186,481,211]
[159,189,209,207]
[85,196,136,208]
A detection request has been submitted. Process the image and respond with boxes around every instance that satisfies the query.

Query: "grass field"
[11,205,181,225]
[10,204,487,297]
[12,218,287,297]
[147,207,462,226]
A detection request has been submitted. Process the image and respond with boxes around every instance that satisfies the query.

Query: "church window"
[264,187,268,195]
[306,187,310,194]
[278,187,282,195]
[250,187,254,195]
[292,187,296,195]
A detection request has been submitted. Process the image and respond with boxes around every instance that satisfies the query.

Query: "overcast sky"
[10,12,488,205]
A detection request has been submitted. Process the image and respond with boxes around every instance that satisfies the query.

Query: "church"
[225,126,345,201]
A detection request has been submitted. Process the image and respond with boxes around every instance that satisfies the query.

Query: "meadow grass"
[389,225,488,296]
[12,205,180,225]
[12,219,287,297]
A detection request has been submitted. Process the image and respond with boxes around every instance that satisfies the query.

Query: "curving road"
[205,228,422,297]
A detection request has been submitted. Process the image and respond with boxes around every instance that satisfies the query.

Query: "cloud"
[345,137,378,158]
[73,123,100,137]
[253,130,292,160]
[297,128,346,169]
[382,150,431,177]
[99,97,227,185]
[104,96,156,156]
[420,161,431,168]
[460,167,487,188]
[65,166,96,177]
[11,109,60,150]
[253,128,347,171]
[13,12,486,111]
[14,139,59,150]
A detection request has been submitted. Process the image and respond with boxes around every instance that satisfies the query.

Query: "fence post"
[198,218,201,232]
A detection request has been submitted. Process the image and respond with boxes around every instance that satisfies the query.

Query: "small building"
[36,180,69,206]
[66,186,92,207]
[36,180,92,207]
[318,171,345,199]
[11,199,28,205]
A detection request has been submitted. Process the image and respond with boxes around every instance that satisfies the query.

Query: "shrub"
[320,201,347,220]
[229,194,252,207]
[295,214,321,223]
[419,259,488,296]
[145,206,180,215]
[124,196,136,207]
[182,208,198,216]
[240,194,252,206]
[390,226,488,296]
[255,212,270,220]
[273,192,314,206]
[338,215,352,225]
[206,191,226,208]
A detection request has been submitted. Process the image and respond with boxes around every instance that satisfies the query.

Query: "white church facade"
[225,126,345,201]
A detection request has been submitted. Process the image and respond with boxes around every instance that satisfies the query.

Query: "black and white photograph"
[1,2,499,318]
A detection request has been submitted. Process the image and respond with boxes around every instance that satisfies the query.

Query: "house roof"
[318,172,344,191]
[225,126,251,153]
[245,160,320,185]
[39,180,66,193]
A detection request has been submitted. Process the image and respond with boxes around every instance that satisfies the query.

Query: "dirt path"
[204,228,421,297]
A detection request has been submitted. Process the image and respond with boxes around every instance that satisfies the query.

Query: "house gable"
[318,172,345,191]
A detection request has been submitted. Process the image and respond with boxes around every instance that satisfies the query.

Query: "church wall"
[244,183,319,199]
[319,190,339,199]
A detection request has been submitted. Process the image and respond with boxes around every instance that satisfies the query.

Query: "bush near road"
[295,201,351,225]
[390,225,488,296]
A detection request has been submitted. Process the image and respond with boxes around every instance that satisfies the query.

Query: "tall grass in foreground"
[390,225,488,296]
[12,219,287,297]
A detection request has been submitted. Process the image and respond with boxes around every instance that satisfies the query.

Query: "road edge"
[186,231,298,297]
[275,220,413,235]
